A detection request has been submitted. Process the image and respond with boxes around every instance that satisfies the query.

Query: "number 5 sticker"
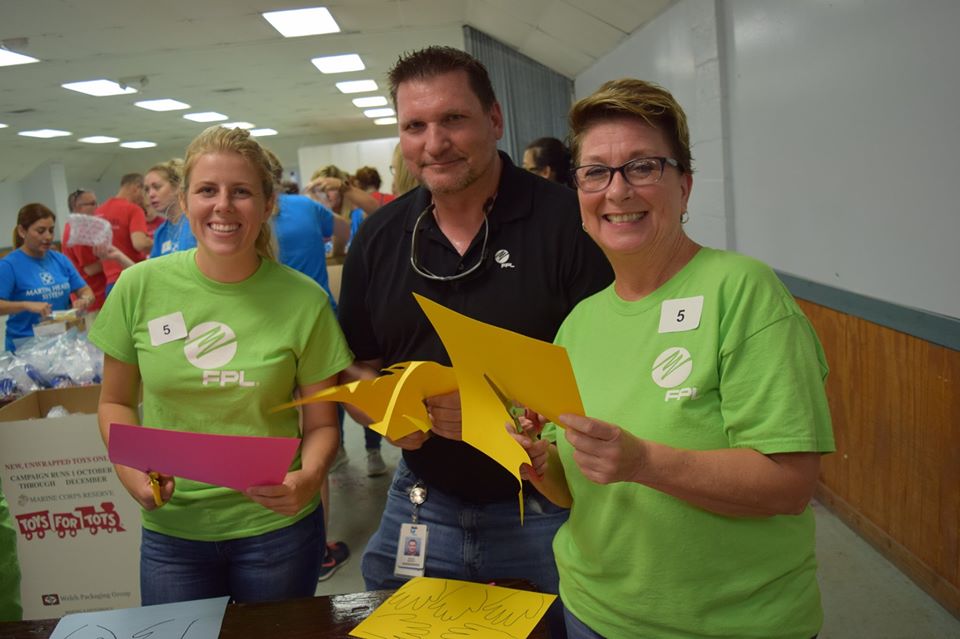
[658,296,703,333]
[148,311,188,346]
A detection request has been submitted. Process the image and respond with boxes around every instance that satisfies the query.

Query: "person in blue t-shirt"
[145,159,197,258]
[0,203,93,351]
[273,193,339,311]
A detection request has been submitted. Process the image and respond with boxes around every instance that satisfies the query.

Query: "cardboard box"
[33,312,87,338]
[0,385,141,619]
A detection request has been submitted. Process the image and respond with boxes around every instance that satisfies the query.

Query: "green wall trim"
[777,272,959,352]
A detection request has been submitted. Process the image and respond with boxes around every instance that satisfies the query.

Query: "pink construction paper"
[108,423,300,491]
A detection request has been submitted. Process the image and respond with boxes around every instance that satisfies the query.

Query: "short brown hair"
[14,203,55,247]
[569,78,693,174]
[182,126,278,260]
[354,166,381,191]
[388,46,496,111]
[120,173,143,188]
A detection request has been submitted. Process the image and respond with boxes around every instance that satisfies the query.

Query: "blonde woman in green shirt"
[90,126,352,605]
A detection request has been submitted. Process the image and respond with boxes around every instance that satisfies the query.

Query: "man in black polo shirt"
[338,46,612,626]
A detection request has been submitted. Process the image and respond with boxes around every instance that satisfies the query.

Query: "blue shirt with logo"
[0,249,87,351]
[273,194,337,312]
[149,216,197,258]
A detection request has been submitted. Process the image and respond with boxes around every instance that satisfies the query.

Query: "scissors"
[483,373,523,434]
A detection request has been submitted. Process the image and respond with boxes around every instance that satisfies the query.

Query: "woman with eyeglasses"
[145,159,197,258]
[515,79,835,639]
[0,203,94,351]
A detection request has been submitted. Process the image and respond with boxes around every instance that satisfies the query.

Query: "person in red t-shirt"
[354,166,395,207]
[62,188,107,310]
[95,173,152,295]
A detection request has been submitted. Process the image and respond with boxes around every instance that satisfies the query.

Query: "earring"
[680,210,689,224]
[581,223,586,231]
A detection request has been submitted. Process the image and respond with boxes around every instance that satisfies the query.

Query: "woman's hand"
[22,301,52,317]
[507,414,551,481]
[72,295,94,311]
[246,469,322,516]
[560,413,646,485]
[424,391,462,440]
[115,465,174,510]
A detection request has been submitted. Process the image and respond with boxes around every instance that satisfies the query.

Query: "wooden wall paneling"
[796,299,959,618]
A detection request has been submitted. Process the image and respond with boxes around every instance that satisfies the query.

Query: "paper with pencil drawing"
[49,596,228,639]
[349,577,555,639]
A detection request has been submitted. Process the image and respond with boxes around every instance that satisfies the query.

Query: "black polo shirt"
[339,152,613,502]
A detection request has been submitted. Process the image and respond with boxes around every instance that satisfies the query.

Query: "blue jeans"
[140,507,324,605]
[564,608,605,638]
[362,459,568,636]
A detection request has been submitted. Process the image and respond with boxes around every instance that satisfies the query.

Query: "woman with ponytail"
[0,203,92,351]
[145,159,196,257]
[89,125,353,605]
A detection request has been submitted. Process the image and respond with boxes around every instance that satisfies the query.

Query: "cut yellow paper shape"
[275,361,457,441]
[349,576,556,639]
[414,293,585,520]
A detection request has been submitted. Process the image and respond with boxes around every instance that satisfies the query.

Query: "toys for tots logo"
[15,502,126,541]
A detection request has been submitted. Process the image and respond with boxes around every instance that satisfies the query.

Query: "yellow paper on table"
[350,577,556,639]
[275,361,457,441]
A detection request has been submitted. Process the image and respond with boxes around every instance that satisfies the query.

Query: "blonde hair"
[391,143,419,196]
[182,126,278,260]
[569,78,694,174]
[311,164,350,187]
[146,158,184,189]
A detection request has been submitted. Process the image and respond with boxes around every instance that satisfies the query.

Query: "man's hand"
[424,391,462,440]
[386,430,432,451]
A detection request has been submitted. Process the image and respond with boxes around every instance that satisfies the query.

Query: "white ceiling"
[0,0,672,183]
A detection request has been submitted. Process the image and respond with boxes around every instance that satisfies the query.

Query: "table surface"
[0,586,550,639]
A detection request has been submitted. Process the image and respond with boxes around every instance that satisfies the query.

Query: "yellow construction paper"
[349,577,556,639]
[275,362,457,441]
[414,293,584,473]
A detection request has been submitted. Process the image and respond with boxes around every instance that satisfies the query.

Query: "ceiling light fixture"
[221,122,255,130]
[0,48,40,67]
[374,117,398,126]
[363,108,395,118]
[262,7,340,38]
[120,141,157,149]
[0,123,8,129]
[78,136,120,144]
[18,129,71,138]
[352,96,388,108]
[336,80,377,94]
[311,54,364,74]
[183,112,228,123]
[62,79,137,97]
[249,128,278,137]
[134,99,190,112]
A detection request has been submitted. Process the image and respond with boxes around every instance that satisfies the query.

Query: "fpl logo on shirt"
[184,321,257,387]
[652,347,698,402]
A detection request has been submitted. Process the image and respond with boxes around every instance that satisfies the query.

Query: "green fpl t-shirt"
[545,247,835,639]
[89,250,353,541]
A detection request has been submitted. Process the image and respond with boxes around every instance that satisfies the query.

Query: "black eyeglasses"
[409,200,492,282]
[573,157,679,192]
